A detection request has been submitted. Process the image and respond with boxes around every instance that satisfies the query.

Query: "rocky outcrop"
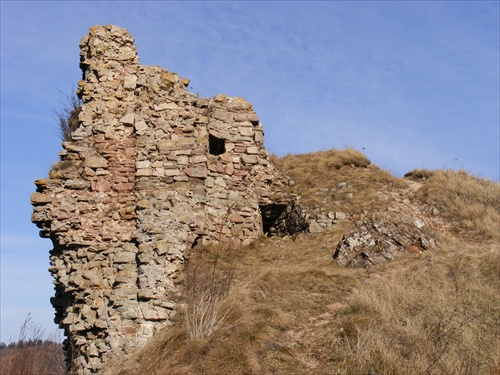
[31,25,300,374]
[333,213,438,268]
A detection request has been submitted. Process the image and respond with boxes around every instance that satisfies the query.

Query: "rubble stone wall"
[31,25,293,374]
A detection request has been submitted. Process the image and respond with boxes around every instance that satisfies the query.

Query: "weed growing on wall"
[53,90,81,141]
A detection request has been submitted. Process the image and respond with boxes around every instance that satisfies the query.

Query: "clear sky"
[1,1,498,343]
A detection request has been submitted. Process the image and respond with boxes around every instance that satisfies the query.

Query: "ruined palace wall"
[31,25,290,374]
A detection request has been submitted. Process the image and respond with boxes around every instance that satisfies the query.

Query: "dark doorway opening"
[259,204,288,235]
[209,134,225,155]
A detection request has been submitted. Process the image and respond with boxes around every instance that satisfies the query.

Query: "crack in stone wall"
[31,25,298,374]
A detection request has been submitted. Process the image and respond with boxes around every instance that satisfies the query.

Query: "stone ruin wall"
[31,25,301,374]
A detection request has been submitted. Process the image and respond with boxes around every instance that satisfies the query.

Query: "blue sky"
[1,1,498,343]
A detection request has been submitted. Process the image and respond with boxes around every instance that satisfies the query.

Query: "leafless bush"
[183,244,237,340]
[53,91,81,141]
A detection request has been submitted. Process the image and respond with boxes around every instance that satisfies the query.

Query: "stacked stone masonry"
[31,25,299,374]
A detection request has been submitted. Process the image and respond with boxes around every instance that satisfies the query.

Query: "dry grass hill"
[103,148,499,375]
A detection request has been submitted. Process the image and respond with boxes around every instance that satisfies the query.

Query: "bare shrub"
[53,91,82,141]
[183,244,237,340]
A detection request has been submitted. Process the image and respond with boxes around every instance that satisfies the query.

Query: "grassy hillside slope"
[104,149,499,375]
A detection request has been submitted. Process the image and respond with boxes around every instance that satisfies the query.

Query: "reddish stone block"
[113,182,135,192]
